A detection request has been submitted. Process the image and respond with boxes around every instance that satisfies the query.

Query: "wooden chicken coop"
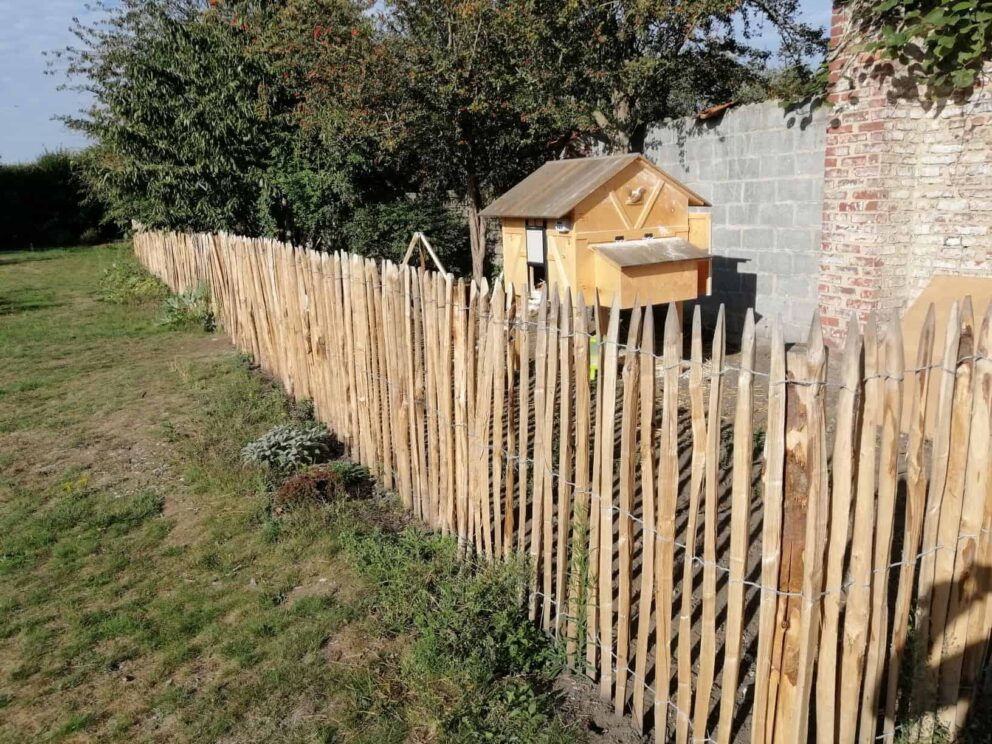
[481,153,712,310]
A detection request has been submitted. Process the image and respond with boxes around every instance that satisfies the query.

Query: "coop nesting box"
[481,154,712,309]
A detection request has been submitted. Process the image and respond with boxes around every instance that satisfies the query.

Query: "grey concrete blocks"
[646,99,828,342]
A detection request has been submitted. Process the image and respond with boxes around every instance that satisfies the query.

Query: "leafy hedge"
[0,152,118,250]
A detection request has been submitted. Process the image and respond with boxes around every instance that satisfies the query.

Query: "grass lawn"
[0,245,627,743]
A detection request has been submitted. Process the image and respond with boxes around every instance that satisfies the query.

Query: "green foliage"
[160,285,215,331]
[61,0,826,280]
[266,0,588,278]
[241,422,334,473]
[325,459,372,492]
[547,0,828,151]
[99,257,169,304]
[342,198,471,274]
[343,527,561,682]
[62,0,466,260]
[340,524,574,742]
[63,1,292,236]
[0,151,117,251]
[761,62,831,107]
[447,679,568,743]
[892,719,951,744]
[859,0,992,93]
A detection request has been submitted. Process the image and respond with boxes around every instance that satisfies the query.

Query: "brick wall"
[646,100,827,342]
[819,2,992,341]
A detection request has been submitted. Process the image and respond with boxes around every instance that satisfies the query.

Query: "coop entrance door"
[525,220,547,291]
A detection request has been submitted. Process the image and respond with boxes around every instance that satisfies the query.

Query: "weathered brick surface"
[819,3,992,341]
[647,101,827,342]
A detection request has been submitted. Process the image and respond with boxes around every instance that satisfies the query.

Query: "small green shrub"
[241,423,333,474]
[337,524,574,741]
[343,526,561,683]
[892,718,951,744]
[447,679,572,744]
[160,286,215,331]
[328,460,371,493]
[99,259,169,305]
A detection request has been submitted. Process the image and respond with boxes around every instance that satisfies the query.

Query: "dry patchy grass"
[0,245,604,744]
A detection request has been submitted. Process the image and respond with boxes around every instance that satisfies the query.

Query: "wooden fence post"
[857,315,903,744]
[717,308,756,744]
[818,314,863,744]
[751,318,786,744]
[915,299,975,738]
[840,315,881,744]
[585,294,606,675]
[540,292,561,627]
[693,305,726,738]
[956,305,992,730]
[913,301,963,710]
[596,296,621,700]
[491,284,508,558]
[769,315,828,744]
[883,306,935,742]
[453,279,470,549]
[654,302,682,744]
[675,306,706,744]
[554,290,574,635]
[632,305,655,731]
[927,298,976,737]
[614,304,643,714]
[516,286,531,556]
[565,293,591,663]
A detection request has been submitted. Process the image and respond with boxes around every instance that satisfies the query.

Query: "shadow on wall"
[684,256,759,354]
[647,97,823,173]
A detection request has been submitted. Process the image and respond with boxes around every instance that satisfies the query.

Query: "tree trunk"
[595,92,646,153]
[466,173,486,284]
[628,121,647,154]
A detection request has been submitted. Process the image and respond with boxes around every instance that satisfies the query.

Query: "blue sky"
[0,0,106,164]
[0,0,833,164]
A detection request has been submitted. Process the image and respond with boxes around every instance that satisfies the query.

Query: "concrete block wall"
[819,3,992,342]
[646,100,828,342]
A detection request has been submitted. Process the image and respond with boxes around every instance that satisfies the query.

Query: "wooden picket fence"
[135,230,992,743]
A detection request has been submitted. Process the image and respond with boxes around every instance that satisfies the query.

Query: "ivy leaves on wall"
[858,0,992,93]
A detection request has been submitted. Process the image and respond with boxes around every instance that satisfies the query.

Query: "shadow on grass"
[0,248,75,266]
[0,290,63,315]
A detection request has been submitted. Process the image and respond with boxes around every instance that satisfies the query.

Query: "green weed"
[99,256,169,305]
[160,285,215,331]
[753,425,766,460]
[338,523,575,741]
[566,510,591,673]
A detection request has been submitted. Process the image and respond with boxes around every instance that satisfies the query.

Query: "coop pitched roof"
[480,154,709,219]
[589,237,711,268]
